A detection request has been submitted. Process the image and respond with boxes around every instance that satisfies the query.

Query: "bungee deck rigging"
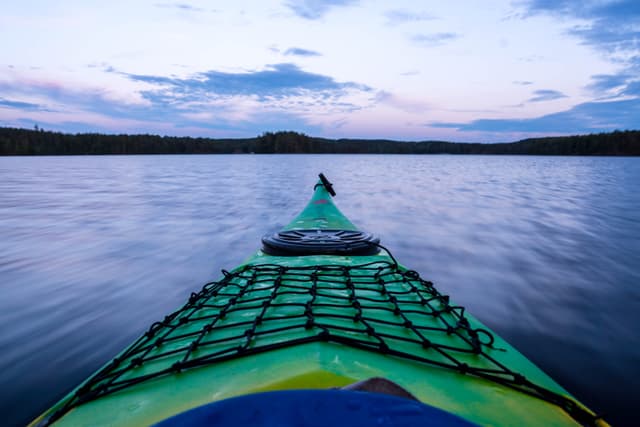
[40,260,600,426]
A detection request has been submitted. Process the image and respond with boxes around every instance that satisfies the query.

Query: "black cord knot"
[75,384,91,397]
[470,338,482,354]
[405,270,419,279]
[513,373,526,384]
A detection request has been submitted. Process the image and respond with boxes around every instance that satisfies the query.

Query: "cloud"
[283,47,322,57]
[588,73,632,92]
[123,63,371,100]
[585,67,640,100]
[0,98,43,111]
[513,80,534,85]
[285,0,358,20]
[411,33,459,47]
[528,89,568,102]
[154,2,204,12]
[430,98,640,133]
[400,70,420,76]
[384,9,436,25]
[521,1,640,56]
[0,78,135,119]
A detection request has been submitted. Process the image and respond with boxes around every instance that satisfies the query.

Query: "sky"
[0,0,638,142]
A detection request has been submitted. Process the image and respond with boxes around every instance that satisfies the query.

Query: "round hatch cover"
[262,229,380,256]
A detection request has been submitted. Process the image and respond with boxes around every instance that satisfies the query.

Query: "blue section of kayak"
[153,389,479,427]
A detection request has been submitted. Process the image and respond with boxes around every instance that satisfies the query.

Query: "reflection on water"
[0,155,638,426]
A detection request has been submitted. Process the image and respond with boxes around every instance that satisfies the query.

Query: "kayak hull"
[31,177,604,427]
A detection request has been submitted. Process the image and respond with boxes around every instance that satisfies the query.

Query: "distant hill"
[0,127,638,156]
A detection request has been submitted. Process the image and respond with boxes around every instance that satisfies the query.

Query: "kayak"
[31,174,607,427]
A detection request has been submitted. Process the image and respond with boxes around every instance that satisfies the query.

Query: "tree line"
[0,127,638,156]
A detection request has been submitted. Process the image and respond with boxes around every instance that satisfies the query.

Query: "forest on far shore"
[1,127,639,156]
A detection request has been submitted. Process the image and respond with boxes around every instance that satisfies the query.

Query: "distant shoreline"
[1,127,639,156]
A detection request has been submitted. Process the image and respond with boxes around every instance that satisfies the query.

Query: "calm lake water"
[1,154,638,426]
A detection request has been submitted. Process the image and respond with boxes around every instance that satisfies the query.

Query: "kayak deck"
[31,176,605,427]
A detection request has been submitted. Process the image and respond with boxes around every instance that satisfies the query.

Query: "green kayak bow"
[32,174,607,427]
